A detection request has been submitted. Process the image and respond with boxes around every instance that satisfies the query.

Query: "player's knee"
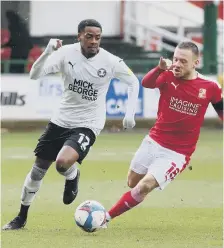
[127,179,137,188]
[127,170,143,188]
[56,156,74,166]
[55,157,73,173]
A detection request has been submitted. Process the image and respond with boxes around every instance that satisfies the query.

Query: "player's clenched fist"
[44,39,63,54]
[123,116,136,129]
[158,57,173,71]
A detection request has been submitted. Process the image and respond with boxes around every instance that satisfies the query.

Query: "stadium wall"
[29,1,205,37]
[1,74,222,130]
[30,1,122,36]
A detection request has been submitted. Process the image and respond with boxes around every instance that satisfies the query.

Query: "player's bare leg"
[55,145,80,205]
[127,170,145,188]
[2,157,52,230]
[106,173,159,221]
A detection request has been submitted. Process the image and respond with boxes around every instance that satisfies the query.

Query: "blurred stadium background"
[1,0,223,126]
[1,1,223,248]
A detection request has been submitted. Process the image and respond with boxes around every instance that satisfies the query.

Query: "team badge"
[97,68,107,78]
[198,88,207,99]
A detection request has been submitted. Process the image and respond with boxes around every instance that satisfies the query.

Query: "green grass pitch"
[1,128,223,248]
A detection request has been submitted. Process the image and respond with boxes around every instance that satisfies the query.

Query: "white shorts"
[130,135,190,190]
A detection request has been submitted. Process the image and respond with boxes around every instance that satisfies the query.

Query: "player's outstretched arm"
[113,60,139,129]
[142,57,172,89]
[123,72,139,129]
[30,39,62,80]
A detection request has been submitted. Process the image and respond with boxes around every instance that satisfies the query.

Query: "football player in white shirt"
[3,19,140,230]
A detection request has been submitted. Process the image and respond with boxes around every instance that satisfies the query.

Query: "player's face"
[78,26,102,58]
[173,48,199,79]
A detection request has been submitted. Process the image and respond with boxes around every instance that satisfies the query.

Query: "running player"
[2,19,139,230]
[105,41,223,222]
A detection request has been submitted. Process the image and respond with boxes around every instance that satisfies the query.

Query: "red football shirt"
[142,67,222,157]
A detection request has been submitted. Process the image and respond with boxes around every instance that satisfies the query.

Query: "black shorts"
[34,122,96,164]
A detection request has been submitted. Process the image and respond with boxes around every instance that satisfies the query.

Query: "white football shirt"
[36,42,139,135]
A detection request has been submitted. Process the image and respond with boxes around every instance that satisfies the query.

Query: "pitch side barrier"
[1,74,222,130]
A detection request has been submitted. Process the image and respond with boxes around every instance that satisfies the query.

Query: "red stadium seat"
[1,29,10,45]
[1,47,11,60]
[26,46,43,72]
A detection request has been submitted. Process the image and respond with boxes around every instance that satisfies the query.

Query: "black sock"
[18,204,30,219]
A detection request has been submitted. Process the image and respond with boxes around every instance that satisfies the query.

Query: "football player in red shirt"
[105,41,223,223]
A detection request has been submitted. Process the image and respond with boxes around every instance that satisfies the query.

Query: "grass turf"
[1,128,223,248]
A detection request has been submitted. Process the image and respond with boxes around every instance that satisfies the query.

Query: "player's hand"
[158,57,173,71]
[123,116,136,129]
[44,39,63,54]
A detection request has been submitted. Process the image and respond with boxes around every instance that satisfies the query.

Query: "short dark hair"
[177,41,199,57]
[78,19,102,33]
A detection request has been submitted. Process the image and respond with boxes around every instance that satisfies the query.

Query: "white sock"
[106,212,111,221]
[21,172,42,206]
[64,164,78,180]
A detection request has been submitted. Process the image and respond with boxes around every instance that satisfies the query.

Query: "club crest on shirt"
[97,68,107,78]
[198,88,207,99]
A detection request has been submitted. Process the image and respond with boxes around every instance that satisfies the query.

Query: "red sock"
[108,190,141,219]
